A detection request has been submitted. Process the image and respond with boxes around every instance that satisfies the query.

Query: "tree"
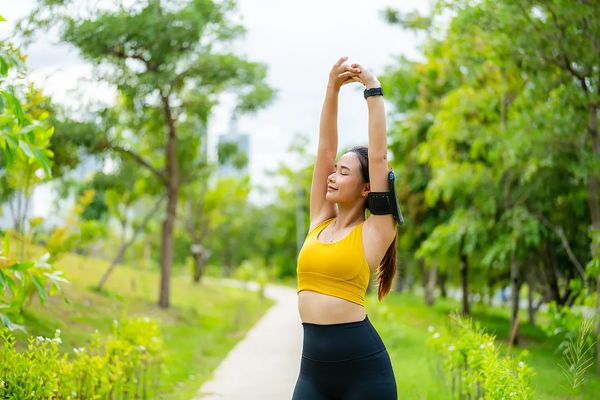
[382,0,595,348]
[23,0,274,307]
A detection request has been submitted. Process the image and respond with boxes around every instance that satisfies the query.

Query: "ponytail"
[377,235,397,301]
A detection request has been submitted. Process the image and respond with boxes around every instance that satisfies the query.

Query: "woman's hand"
[327,56,362,92]
[349,63,380,89]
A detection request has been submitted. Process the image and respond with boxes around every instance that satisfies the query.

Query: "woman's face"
[325,152,369,204]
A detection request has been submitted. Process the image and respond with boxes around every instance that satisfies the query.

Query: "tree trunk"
[159,94,179,309]
[438,269,448,298]
[527,264,536,325]
[541,243,561,304]
[116,217,128,264]
[192,251,206,283]
[424,261,437,306]
[459,235,470,315]
[509,256,522,346]
[395,258,405,293]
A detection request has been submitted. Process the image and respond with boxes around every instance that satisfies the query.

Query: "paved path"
[194,279,302,400]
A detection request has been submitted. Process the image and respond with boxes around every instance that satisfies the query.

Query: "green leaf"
[0,270,6,291]
[9,262,34,272]
[5,134,17,150]
[19,140,34,158]
[33,148,52,178]
[0,57,7,76]
[31,275,48,305]
[2,234,9,256]
[3,91,24,125]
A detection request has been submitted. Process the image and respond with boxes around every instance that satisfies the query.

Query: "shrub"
[0,317,164,399]
[426,311,534,400]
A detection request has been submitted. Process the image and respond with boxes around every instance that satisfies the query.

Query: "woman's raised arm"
[308,57,360,230]
[352,63,397,243]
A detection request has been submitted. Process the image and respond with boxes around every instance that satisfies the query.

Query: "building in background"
[217,116,250,177]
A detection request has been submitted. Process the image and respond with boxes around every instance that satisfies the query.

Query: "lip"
[327,186,338,192]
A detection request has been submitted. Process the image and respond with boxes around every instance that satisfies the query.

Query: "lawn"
[11,250,274,400]
[365,290,600,399]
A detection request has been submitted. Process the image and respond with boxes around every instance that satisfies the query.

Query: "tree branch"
[108,144,168,186]
[534,212,587,282]
[105,48,157,72]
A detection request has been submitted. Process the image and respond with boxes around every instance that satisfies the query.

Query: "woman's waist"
[298,290,366,324]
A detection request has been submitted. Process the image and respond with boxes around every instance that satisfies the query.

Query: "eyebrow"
[333,163,351,171]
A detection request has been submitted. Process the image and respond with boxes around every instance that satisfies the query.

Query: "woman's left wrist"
[364,79,380,89]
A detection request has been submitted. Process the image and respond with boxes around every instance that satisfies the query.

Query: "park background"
[0,0,599,399]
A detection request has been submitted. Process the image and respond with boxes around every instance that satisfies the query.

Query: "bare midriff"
[297,289,366,324]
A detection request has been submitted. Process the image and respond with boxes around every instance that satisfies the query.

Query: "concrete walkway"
[194,279,302,400]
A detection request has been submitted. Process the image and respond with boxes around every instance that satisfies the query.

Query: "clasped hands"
[327,56,380,92]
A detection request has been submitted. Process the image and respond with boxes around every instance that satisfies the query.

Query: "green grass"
[12,250,275,400]
[366,290,600,399]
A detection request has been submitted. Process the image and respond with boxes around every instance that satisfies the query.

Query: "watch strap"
[363,87,383,99]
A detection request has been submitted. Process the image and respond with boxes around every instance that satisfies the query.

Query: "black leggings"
[292,315,397,400]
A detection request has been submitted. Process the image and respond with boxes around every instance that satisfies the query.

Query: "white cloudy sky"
[1,0,427,212]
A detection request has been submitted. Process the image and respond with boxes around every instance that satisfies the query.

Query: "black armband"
[367,170,404,225]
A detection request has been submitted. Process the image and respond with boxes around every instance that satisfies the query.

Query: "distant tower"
[217,114,250,177]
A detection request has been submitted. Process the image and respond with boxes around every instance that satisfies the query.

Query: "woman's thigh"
[341,349,397,400]
[292,378,330,400]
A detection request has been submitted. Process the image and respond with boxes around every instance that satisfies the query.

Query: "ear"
[361,183,370,197]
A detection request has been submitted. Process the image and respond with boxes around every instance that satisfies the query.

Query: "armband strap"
[366,170,404,225]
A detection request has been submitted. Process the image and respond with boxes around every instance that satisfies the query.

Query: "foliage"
[0,15,64,331]
[21,0,275,307]
[559,316,597,395]
[0,235,68,332]
[426,311,534,399]
[0,316,164,399]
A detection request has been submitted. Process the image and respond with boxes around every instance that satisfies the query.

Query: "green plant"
[0,234,68,331]
[559,316,597,397]
[0,316,164,399]
[426,311,534,399]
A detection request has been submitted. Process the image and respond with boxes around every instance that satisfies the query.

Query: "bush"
[0,317,164,399]
[426,311,534,400]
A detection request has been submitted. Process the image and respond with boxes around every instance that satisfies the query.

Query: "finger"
[340,79,356,87]
[337,71,359,80]
[343,64,361,73]
[335,56,349,67]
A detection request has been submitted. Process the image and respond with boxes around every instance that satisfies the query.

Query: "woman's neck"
[335,202,366,228]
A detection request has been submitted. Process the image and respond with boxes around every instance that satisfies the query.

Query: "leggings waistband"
[300,314,386,362]
[301,315,369,327]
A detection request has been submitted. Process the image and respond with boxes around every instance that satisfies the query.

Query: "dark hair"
[347,145,397,302]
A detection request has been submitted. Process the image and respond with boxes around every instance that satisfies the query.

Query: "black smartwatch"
[363,87,383,99]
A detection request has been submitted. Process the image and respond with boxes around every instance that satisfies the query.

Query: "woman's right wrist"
[326,82,340,94]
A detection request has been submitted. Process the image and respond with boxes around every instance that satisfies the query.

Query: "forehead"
[334,152,360,170]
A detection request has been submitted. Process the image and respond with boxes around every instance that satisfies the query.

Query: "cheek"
[339,176,360,192]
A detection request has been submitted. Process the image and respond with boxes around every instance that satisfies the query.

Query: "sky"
[0,0,428,216]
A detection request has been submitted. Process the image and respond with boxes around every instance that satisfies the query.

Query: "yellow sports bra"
[296,217,371,306]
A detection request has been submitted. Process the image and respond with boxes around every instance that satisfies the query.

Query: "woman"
[293,56,398,400]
